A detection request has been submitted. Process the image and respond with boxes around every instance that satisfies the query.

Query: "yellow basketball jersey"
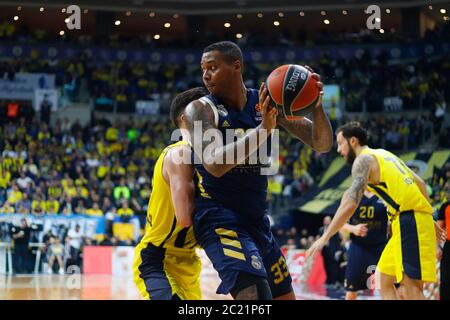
[136,141,197,251]
[360,147,433,218]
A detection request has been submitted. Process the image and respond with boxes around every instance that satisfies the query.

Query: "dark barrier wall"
[95,11,116,38]
[402,7,421,39]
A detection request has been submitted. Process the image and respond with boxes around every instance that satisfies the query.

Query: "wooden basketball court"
[0,248,382,300]
[0,273,371,300]
[0,273,231,300]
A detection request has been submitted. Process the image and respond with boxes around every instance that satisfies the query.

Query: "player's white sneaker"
[58,268,65,275]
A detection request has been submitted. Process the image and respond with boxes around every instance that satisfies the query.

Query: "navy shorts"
[193,206,292,297]
[344,242,386,292]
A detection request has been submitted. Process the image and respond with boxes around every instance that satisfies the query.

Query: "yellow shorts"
[377,210,436,283]
[133,243,202,300]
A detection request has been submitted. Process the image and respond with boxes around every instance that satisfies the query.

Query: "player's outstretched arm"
[164,146,195,227]
[306,154,373,258]
[184,83,277,177]
[277,67,333,153]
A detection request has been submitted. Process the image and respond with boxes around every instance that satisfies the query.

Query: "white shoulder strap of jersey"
[199,96,219,127]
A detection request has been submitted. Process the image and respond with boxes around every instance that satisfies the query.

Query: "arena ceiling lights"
[0,0,448,14]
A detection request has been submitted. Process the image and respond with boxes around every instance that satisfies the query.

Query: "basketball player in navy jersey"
[183,41,333,300]
[340,190,388,300]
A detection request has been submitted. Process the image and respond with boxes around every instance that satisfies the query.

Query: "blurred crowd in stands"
[1,49,448,115]
[1,17,449,115]
[0,113,172,273]
[1,16,449,47]
[0,115,167,219]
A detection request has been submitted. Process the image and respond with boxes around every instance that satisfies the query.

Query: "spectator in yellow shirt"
[96,137,108,157]
[139,183,151,202]
[75,186,89,199]
[31,195,46,213]
[32,201,44,216]
[45,196,60,215]
[97,157,110,179]
[48,180,64,200]
[38,124,51,143]
[0,201,15,214]
[86,202,104,217]
[63,179,77,198]
[7,183,23,205]
[126,160,139,176]
[111,159,126,179]
[106,124,119,142]
[75,174,88,187]
[61,173,71,190]
[0,167,11,189]
[117,201,134,222]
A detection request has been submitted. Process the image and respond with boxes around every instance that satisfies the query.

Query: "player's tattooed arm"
[183,86,277,178]
[276,72,333,153]
[311,154,373,245]
[277,107,333,153]
[348,154,373,203]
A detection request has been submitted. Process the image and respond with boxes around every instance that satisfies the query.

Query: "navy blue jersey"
[194,88,271,219]
[350,194,388,247]
[193,207,292,296]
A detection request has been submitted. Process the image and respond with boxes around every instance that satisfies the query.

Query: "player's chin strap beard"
[346,141,356,165]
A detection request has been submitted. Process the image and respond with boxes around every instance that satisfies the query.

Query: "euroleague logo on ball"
[285,68,307,92]
[266,64,319,119]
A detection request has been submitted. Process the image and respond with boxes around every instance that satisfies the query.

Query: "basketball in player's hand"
[265,64,321,120]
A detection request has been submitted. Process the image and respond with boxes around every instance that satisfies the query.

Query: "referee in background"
[438,188,450,300]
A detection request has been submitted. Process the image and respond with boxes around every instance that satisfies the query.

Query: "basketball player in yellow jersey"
[307,121,446,300]
[133,87,208,300]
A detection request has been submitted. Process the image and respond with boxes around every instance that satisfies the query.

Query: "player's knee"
[399,275,424,299]
[377,271,394,290]
[230,272,273,300]
[395,283,406,299]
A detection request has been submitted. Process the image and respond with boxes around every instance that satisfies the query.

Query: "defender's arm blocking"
[164,146,195,227]
[184,84,277,178]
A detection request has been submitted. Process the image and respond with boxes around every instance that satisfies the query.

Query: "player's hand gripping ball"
[265,64,323,120]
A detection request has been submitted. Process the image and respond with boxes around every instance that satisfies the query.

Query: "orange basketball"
[266,64,320,120]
